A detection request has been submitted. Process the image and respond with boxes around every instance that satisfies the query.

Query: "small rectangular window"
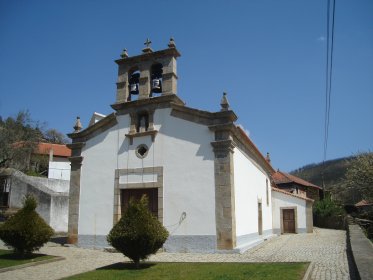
[266,179,269,206]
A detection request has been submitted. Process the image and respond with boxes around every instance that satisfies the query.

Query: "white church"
[67,39,313,253]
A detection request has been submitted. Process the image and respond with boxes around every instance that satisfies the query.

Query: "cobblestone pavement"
[0,228,350,280]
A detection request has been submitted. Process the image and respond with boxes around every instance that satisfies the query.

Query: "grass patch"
[0,249,54,269]
[65,262,309,280]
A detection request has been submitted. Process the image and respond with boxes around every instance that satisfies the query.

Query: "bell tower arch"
[114,38,180,104]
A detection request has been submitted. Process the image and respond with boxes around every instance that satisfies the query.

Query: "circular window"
[135,144,149,158]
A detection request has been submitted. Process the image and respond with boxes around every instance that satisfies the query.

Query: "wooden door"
[283,209,296,233]
[121,188,158,217]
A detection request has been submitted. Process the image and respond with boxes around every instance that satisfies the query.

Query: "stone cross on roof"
[142,38,153,53]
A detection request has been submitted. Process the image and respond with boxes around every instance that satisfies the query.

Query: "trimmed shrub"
[0,195,54,257]
[313,197,346,229]
[107,195,169,268]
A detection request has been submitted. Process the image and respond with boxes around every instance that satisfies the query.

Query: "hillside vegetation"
[291,153,372,205]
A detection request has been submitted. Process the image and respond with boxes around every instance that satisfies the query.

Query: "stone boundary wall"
[7,170,69,232]
[347,221,373,280]
[26,175,70,193]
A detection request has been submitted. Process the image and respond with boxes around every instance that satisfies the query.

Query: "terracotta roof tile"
[36,143,71,157]
[235,126,275,174]
[272,171,321,190]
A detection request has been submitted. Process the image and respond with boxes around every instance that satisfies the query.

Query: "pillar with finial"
[168,37,176,48]
[120,48,128,58]
[220,92,230,111]
[142,38,153,53]
[73,117,82,133]
[266,152,271,164]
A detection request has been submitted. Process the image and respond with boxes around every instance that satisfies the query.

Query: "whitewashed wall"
[233,147,273,249]
[272,190,307,234]
[79,118,123,236]
[78,108,216,245]
[48,161,71,181]
[153,109,216,236]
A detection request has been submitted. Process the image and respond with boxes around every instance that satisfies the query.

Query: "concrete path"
[0,228,350,280]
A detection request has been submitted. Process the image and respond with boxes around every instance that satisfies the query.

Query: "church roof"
[272,170,321,189]
[235,126,275,174]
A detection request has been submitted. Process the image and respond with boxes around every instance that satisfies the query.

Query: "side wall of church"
[233,147,274,251]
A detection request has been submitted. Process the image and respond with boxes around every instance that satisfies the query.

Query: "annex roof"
[36,142,71,157]
[272,170,321,190]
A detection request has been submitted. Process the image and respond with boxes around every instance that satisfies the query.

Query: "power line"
[322,0,336,190]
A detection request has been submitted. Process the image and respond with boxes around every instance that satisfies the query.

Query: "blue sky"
[0,0,372,172]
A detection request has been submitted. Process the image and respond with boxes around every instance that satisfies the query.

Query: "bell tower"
[114,38,180,104]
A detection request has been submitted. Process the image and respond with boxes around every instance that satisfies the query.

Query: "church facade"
[67,39,313,252]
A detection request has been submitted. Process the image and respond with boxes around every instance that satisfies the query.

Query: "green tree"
[0,111,42,171]
[0,111,68,174]
[43,128,69,144]
[313,197,345,229]
[107,196,169,268]
[0,195,54,257]
[313,196,344,218]
[345,152,373,201]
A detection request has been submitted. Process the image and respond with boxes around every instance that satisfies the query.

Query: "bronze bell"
[152,78,162,93]
[130,83,139,94]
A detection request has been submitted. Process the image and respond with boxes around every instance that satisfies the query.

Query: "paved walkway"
[0,228,350,280]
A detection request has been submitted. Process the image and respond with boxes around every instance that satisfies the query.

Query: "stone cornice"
[125,130,158,144]
[171,104,237,126]
[209,122,274,176]
[211,140,235,157]
[67,142,86,158]
[68,156,83,165]
[68,113,117,141]
[111,94,185,113]
[66,142,85,150]
[208,123,236,132]
[231,126,275,175]
[115,48,181,65]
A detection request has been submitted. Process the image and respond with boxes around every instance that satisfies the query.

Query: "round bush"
[107,195,169,268]
[0,195,54,256]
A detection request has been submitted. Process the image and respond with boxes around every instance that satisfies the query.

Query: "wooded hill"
[290,153,372,205]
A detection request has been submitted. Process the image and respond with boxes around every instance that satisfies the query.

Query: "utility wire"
[322,0,336,190]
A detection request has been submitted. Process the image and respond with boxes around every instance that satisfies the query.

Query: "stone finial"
[266,152,271,164]
[142,38,153,53]
[220,92,230,111]
[168,37,176,48]
[73,116,82,133]
[120,48,129,58]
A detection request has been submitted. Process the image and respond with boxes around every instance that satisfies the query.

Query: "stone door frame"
[113,166,163,225]
[280,207,297,234]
